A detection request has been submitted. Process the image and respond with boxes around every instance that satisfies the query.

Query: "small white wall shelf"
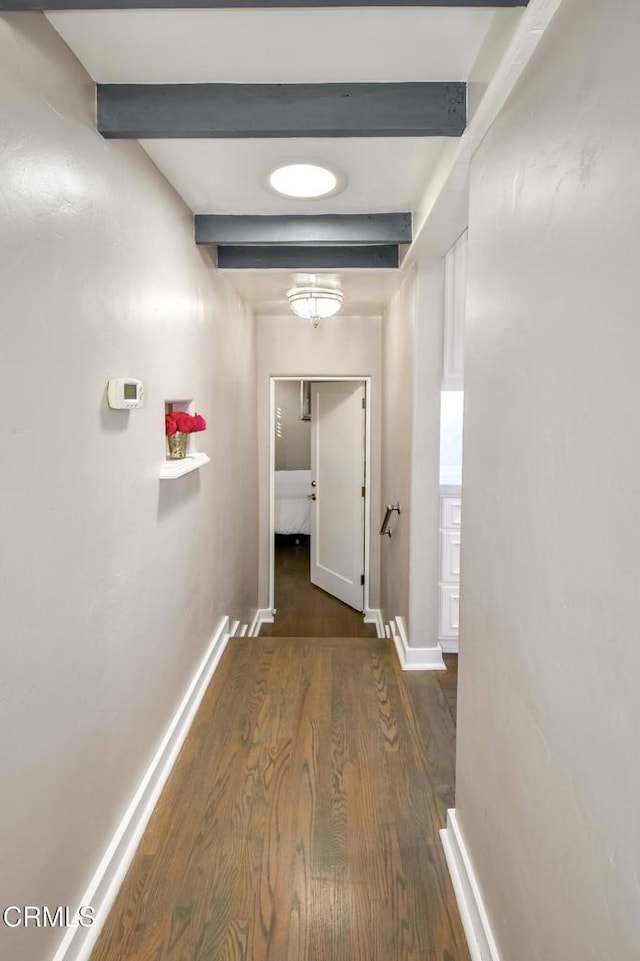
[159,452,211,480]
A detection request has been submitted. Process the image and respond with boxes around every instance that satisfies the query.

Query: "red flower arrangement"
[165,411,207,436]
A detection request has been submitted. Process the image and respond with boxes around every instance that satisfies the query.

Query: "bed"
[274,470,312,535]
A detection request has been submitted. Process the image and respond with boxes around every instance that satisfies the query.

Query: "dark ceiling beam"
[0,2,529,9]
[195,213,411,246]
[97,83,465,139]
[216,245,399,270]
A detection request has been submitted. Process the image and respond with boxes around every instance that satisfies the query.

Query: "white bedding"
[274,470,312,535]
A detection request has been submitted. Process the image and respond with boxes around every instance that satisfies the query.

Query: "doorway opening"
[266,376,375,638]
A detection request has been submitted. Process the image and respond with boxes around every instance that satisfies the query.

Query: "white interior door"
[310,381,366,611]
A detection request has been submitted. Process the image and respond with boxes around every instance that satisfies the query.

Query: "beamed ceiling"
[2,0,533,316]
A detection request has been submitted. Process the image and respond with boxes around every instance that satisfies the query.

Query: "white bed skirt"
[274,470,312,535]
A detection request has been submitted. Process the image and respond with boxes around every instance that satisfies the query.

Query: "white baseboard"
[51,615,232,961]
[364,608,384,638]
[388,616,445,671]
[440,809,503,961]
[439,636,459,654]
[248,607,274,637]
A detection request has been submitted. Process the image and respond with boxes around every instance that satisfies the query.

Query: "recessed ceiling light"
[268,163,340,199]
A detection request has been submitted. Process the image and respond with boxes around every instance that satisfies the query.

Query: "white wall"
[0,14,258,961]
[456,0,640,957]
[380,263,443,643]
[381,270,415,624]
[257,313,381,609]
[439,391,464,469]
[274,379,310,470]
[408,262,445,643]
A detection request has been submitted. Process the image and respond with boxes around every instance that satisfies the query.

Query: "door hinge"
[361,485,366,498]
[362,397,366,409]
[360,574,365,586]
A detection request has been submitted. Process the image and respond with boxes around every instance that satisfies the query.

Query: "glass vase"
[167,431,188,460]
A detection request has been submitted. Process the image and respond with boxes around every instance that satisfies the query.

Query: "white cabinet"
[441,530,461,581]
[440,585,460,638]
[441,494,462,529]
[443,230,467,389]
[439,493,462,649]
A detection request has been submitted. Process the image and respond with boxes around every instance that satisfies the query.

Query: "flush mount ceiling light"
[269,163,340,199]
[287,285,343,328]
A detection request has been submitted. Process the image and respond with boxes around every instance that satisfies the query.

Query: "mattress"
[274,469,312,535]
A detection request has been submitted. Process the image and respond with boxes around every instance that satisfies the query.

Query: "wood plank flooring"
[90,638,467,961]
[261,537,377,638]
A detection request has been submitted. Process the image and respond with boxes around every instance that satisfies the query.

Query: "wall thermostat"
[107,378,145,410]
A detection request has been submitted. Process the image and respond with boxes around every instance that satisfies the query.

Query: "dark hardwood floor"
[261,537,378,638]
[440,654,459,725]
[90,637,467,961]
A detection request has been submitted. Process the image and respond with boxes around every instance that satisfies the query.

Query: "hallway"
[6,4,638,961]
[90,637,467,961]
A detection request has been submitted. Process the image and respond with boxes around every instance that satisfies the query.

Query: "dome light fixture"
[269,163,339,199]
[287,285,343,328]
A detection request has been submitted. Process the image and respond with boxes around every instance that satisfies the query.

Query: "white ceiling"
[46,9,495,84]
[45,6,508,318]
[221,268,404,317]
[140,137,446,216]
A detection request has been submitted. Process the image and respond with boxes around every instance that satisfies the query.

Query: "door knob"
[308,493,316,500]
[311,480,317,487]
